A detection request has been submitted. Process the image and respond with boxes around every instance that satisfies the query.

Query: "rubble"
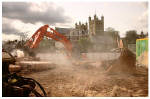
[25,59,148,97]
[111,85,133,97]
[5,47,147,97]
[106,48,137,75]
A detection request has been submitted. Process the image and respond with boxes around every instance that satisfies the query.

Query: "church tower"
[88,14,104,36]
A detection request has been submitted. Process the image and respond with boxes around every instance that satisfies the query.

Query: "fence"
[136,38,148,60]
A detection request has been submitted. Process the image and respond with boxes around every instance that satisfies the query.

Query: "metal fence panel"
[136,38,148,60]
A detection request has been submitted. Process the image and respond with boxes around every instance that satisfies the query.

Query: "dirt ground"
[24,60,148,97]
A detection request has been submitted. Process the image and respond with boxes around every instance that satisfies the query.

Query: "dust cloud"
[36,52,73,66]
[23,35,147,97]
[28,50,148,97]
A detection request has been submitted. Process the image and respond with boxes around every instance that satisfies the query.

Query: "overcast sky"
[2,1,148,41]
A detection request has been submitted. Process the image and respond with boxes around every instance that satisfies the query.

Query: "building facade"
[89,14,104,36]
[70,22,89,41]
[55,14,105,42]
[55,22,89,42]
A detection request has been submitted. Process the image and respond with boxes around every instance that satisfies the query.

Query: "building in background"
[89,14,119,51]
[39,14,119,52]
[70,22,89,41]
[89,14,104,36]
[56,22,89,42]
[55,27,72,39]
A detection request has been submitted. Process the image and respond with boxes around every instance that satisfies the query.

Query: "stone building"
[55,14,105,43]
[75,21,88,32]
[88,14,119,51]
[70,22,89,41]
[89,14,104,36]
[55,22,89,42]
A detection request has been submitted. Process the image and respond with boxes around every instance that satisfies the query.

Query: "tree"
[126,30,137,44]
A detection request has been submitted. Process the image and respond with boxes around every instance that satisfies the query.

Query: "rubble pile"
[13,48,147,97]
[106,48,136,74]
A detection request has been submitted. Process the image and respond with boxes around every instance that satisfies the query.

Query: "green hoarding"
[136,38,148,60]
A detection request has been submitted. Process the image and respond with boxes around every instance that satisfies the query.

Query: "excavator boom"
[25,25,72,57]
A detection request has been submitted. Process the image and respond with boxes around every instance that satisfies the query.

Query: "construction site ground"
[23,57,148,97]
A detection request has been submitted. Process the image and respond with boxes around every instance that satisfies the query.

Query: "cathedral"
[41,14,119,52]
[89,14,104,36]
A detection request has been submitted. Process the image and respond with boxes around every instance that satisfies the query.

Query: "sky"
[2,1,148,41]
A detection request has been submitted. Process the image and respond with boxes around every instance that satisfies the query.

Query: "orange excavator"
[25,24,72,57]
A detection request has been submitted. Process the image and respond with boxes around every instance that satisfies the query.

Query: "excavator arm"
[25,25,72,57]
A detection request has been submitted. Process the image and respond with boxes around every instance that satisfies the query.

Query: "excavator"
[2,25,73,97]
[25,24,72,57]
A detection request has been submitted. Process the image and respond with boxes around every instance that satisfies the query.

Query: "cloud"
[2,2,71,25]
[2,2,72,39]
[2,23,20,35]
[2,18,21,35]
[2,17,45,38]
